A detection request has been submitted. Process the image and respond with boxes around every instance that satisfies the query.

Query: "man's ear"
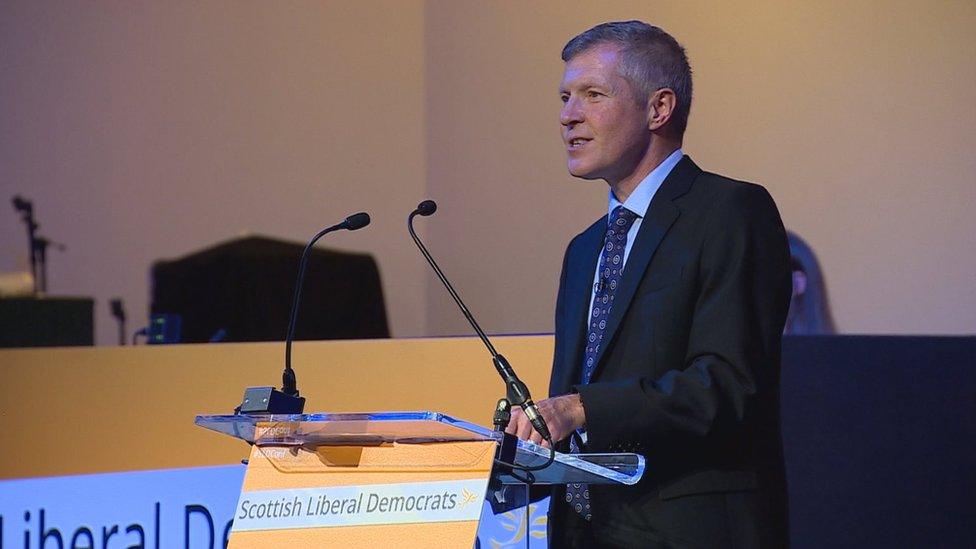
[647,88,677,131]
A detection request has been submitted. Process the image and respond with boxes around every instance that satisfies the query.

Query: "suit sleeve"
[575,184,792,451]
[548,238,575,399]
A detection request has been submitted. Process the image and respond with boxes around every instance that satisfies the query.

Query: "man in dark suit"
[506,21,792,548]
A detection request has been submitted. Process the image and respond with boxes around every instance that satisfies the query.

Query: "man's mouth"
[568,138,590,149]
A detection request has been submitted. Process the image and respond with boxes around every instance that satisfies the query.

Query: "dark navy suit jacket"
[547,156,792,548]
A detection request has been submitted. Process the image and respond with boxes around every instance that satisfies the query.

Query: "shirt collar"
[608,148,684,219]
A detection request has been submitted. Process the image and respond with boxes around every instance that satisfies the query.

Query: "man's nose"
[560,98,583,126]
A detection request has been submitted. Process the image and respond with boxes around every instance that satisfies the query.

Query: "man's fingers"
[505,408,524,435]
[506,407,537,442]
[516,417,536,442]
[529,430,545,445]
[507,400,574,445]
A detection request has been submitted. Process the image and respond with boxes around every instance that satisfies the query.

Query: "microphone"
[109,298,127,346]
[407,200,552,443]
[237,211,371,415]
[342,212,371,231]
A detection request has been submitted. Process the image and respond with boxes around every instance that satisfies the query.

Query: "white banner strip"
[232,478,489,532]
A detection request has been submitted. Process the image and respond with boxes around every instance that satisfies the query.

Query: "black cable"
[493,437,556,473]
[496,455,544,549]
[505,467,536,486]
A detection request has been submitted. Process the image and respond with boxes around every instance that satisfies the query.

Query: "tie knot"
[608,206,637,236]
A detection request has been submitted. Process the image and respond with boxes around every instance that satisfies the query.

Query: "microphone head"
[344,212,371,231]
[109,298,125,320]
[415,200,437,217]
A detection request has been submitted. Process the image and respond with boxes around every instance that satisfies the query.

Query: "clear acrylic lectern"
[196,411,644,547]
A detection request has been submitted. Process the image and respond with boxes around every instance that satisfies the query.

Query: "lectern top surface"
[196,411,495,445]
[195,411,645,486]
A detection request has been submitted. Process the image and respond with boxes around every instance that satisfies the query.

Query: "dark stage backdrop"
[781,336,976,548]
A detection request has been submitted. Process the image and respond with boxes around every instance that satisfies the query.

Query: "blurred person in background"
[785,231,836,335]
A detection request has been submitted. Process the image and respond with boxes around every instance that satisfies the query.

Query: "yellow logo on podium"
[458,488,479,510]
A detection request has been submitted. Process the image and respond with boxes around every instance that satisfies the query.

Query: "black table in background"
[151,236,389,343]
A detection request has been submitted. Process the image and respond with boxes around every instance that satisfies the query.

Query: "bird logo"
[458,488,479,509]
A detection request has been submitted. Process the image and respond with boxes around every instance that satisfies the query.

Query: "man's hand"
[505,393,586,447]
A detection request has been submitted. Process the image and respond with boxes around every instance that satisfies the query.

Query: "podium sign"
[196,411,644,547]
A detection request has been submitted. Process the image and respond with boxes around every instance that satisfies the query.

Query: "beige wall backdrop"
[2,1,974,344]
[0,1,431,342]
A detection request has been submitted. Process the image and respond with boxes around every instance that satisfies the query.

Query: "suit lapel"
[588,155,700,378]
[554,218,605,393]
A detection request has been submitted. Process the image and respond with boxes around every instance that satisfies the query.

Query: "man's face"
[559,44,652,184]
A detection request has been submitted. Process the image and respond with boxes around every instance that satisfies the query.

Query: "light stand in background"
[11,196,39,293]
[11,196,65,295]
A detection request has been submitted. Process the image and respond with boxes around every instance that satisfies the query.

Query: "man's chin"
[567,163,602,181]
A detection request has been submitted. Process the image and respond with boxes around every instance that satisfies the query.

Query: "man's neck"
[610,140,681,203]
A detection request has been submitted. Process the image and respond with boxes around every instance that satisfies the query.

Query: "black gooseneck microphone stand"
[407,200,554,474]
[409,200,546,548]
[236,211,371,415]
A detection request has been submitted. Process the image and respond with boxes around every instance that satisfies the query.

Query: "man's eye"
[560,94,570,103]
[586,90,602,98]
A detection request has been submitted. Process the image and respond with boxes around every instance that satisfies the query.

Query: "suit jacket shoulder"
[679,168,780,218]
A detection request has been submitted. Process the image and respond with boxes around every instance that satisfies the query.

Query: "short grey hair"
[562,20,693,137]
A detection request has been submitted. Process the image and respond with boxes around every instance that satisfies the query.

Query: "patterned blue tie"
[566,205,638,521]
